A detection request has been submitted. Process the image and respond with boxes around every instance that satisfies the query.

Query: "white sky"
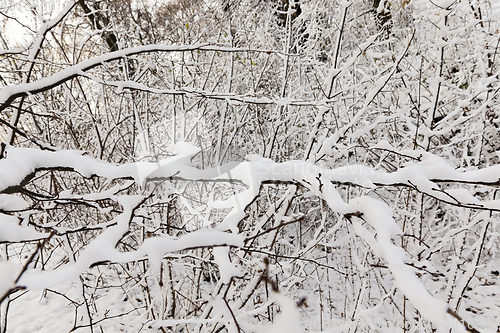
[1,0,64,48]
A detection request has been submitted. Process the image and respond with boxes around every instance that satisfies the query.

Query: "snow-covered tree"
[0,0,499,332]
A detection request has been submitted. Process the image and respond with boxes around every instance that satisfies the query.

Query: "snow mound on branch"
[0,261,18,298]
[0,194,29,211]
[266,292,305,333]
[0,213,44,242]
[349,196,449,323]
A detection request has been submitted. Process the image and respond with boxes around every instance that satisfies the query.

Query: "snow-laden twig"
[0,44,298,113]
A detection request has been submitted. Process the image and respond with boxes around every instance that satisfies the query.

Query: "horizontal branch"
[0,48,23,56]
[0,43,294,113]
[82,74,334,107]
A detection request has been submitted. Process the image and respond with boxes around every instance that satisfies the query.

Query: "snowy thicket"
[0,0,499,332]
